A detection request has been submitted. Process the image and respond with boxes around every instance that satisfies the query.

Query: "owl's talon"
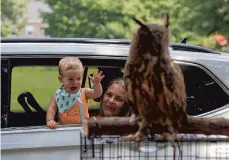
[135,131,145,141]
[123,134,135,141]
[123,131,145,141]
[154,132,172,141]
[125,131,145,141]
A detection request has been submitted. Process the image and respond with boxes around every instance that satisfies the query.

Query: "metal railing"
[80,133,229,160]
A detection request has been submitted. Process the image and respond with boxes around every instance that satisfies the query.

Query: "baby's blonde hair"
[58,57,83,75]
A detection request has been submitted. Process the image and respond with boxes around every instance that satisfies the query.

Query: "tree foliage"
[1,0,28,37]
[172,0,229,47]
[42,0,173,39]
[41,0,229,51]
[178,0,229,37]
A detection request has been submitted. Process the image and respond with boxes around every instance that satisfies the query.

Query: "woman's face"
[101,83,126,117]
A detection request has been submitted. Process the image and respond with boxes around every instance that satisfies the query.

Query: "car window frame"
[175,60,229,117]
[3,56,229,129]
[175,60,229,96]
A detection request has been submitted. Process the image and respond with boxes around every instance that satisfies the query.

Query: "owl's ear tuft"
[132,17,150,33]
[132,17,146,27]
[162,13,169,29]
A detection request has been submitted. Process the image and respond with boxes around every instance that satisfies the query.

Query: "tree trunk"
[83,116,229,137]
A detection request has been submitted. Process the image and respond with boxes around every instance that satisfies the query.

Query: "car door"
[1,56,86,160]
[1,58,11,128]
[1,55,127,160]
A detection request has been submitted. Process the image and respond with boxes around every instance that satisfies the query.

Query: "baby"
[46,57,104,129]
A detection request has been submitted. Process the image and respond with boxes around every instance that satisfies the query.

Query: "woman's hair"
[99,78,132,117]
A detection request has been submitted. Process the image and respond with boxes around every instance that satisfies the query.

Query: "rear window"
[181,64,229,116]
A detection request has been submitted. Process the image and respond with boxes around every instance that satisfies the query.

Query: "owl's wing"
[127,99,139,115]
[161,61,188,127]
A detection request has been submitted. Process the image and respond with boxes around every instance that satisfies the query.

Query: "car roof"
[1,38,229,88]
[1,37,221,55]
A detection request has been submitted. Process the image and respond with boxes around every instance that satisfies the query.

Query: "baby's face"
[59,68,83,94]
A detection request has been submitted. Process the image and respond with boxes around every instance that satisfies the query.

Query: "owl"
[123,14,188,143]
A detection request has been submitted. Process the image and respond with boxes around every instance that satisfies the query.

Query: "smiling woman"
[99,78,132,117]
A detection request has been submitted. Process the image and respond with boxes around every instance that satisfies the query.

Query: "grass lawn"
[11,67,100,112]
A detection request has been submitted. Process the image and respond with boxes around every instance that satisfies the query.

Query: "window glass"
[10,66,110,112]
[181,64,229,116]
[11,67,59,112]
[85,67,100,108]
[85,66,124,109]
[12,65,228,116]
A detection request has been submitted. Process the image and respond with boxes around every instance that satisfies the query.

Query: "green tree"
[173,0,229,45]
[42,0,228,51]
[1,0,28,37]
[185,0,228,37]
[42,0,174,39]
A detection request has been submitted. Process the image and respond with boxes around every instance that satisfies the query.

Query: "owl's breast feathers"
[124,54,187,128]
[124,54,156,115]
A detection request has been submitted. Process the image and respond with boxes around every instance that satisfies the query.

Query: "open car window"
[7,58,229,128]
[11,66,60,112]
[9,64,124,127]
[9,66,61,127]
[10,66,112,112]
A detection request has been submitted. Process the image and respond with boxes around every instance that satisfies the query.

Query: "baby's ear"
[162,13,169,29]
[58,75,63,83]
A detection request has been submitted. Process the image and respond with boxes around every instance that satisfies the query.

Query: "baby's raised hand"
[89,70,105,84]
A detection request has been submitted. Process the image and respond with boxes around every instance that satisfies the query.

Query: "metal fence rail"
[80,133,229,160]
